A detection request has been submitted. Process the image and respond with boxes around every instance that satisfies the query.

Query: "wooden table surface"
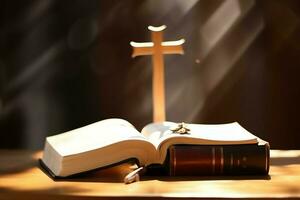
[0,150,300,199]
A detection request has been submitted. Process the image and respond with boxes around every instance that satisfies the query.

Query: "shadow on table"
[0,185,91,199]
[145,175,271,182]
[39,161,271,183]
[0,150,38,176]
[270,150,300,166]
[39,150,300,183]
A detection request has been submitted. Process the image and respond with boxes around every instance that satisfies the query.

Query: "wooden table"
[0,150,300,199]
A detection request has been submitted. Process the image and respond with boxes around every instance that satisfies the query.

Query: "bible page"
[46,118,148,157]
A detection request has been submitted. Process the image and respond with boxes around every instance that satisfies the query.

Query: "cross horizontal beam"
[130,39,185,57]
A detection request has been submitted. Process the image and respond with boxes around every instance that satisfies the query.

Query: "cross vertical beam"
[150,26,165,122]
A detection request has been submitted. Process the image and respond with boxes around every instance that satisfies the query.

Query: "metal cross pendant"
[170,122,190,134]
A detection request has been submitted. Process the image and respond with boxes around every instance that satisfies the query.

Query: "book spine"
[169,143,270,176]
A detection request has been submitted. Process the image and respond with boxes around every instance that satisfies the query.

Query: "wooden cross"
[130,25,185,122]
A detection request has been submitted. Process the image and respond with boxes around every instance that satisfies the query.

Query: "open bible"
[41,118,267,178]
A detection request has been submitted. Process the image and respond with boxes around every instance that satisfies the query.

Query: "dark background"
[0,0,299,149]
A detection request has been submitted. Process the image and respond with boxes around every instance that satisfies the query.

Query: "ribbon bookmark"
[124,166,145,184]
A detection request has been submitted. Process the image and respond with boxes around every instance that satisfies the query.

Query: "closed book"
[168,141,269,176]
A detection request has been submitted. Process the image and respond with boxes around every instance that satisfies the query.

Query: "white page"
[46,118,147,156]
[141,122,258,148]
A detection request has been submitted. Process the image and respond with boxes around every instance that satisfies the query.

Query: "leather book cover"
[39,158,139,180]
[169,141,270,176]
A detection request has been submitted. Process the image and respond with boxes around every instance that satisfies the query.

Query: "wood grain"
[0,150,300,199]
